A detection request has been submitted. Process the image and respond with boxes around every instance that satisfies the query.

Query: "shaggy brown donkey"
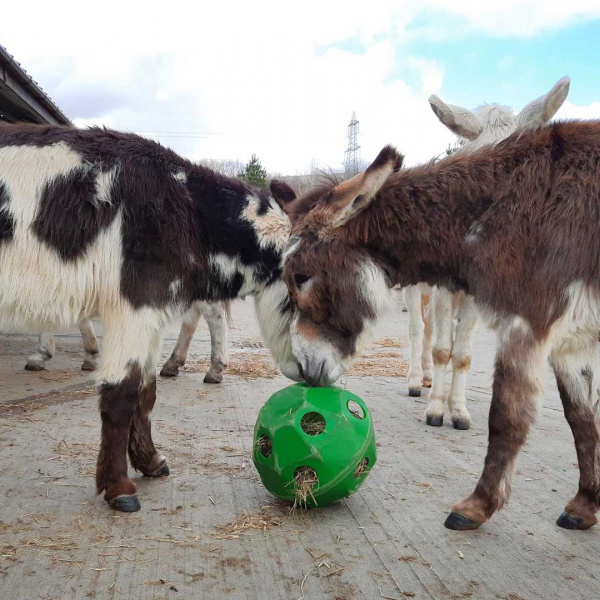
[273,120,600,531]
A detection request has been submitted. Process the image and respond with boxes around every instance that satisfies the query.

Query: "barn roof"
[0,43,71,125]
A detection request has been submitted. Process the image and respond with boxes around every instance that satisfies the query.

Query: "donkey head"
[272,147,402,386]
[428,75,570,152]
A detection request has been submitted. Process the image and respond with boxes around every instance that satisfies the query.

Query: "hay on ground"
[347,350,408,378]
[232,338,264,349]
[186,351,278,380]
[52,440,97,460]
[211,507,282,540]
[373,337,405,348]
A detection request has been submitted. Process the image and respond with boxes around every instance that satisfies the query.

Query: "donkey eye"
[294,273,311,287]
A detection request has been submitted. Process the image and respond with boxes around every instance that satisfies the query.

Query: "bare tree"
[200,158,245,177]
[274,159,351,196]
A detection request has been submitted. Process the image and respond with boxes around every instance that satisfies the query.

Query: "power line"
[132,130,251,137]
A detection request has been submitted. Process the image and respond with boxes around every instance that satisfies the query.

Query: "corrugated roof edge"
[0,43,72,125]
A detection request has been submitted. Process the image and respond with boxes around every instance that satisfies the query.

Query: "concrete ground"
[0,292,598,600]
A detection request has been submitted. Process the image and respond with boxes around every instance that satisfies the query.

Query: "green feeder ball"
[252,383,377,508]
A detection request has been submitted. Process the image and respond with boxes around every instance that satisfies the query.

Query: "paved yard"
[0,293,598,600]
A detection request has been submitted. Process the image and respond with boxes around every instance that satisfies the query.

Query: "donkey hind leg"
[79,317,100,371]
[445,319,548,530]
[426,287,454,426]
[200,301,229,384]
[96,312,163,512]
[404,285,425,397]
[422,294,433,388]
[25,331,56,371]
[551,336,600,530]
[160,302,202,377]
[447,294,477,430]
[129,330,170,478]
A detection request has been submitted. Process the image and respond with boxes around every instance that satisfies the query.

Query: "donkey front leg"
[128,377,170,477]
[129,330,170,478]
[25,331,56,371]
[200,301,229,384]
[404,285,425,396]
[445,321,548,530]
[447,295,477,430]
[79,317,100,371]
[160,302,202,377]
[551,337,600,530]
[96,313,165,512]
[425,287,453,426]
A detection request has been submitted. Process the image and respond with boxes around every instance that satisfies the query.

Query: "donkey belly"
[0,217,122,333]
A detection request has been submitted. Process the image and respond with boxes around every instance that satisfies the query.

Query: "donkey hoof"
[444,512,480,530]
[24,363,45,372]
[160,365,179,378]
[422,379,432,388]
[144,462,170,477]
[108,495,141,512]
[452,419,470,431]
[426,415,443,427]
[204,372,223,384]
[556,511,589,530]
[81,361,97,372]
[408,388,421,397]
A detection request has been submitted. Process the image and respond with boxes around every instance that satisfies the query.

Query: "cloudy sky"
[2,1,600,174]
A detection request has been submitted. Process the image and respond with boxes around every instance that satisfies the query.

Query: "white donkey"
[404,75,571,429]
[26,301,230,384]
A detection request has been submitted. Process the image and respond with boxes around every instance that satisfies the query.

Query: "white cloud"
[0,1,597,173]
[556,100,600,120]
[424,0,600,37]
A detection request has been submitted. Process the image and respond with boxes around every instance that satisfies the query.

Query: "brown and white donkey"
[273,120,600,531]
[0,123,299,512]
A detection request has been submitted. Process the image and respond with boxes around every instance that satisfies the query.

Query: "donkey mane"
[474,104,515,128]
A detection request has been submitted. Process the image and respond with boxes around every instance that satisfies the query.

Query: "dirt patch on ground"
[53,440,97,460]
[0,512,112,566]
[0,384,95,419]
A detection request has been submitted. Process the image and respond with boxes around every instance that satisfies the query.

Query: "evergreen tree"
[446,141,461,156]
[238,154,268,188]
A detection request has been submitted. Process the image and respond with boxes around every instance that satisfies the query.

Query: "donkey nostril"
[317,360,326,384]
[298,363,305,380]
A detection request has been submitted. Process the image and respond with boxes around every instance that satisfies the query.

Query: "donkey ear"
[428,95,483,141]
[518,76,570,129]
[327,145,403,229]
[269,179,297,214]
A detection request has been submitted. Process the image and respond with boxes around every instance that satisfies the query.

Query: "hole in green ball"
[301,412,326,436]
[257,434,272,458]
[347,400,365,420]
[354,457,369,479]
[294,466,318,507]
